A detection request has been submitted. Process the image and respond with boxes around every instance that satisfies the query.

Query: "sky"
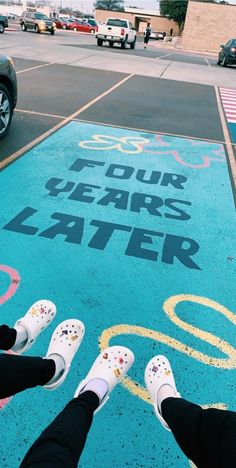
[76,0,236,14]
[77,1,159,14]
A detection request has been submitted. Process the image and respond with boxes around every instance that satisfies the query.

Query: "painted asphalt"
[79,75,224,141]
[0,56,235,468]
[219,87,236,144]
[63,42,217,66]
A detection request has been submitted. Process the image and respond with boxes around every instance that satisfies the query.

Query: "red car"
[69,20,97,34]
[54,18,69,29]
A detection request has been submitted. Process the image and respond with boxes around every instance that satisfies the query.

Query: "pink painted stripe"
[221,92,236,97]
[228,119,236,123]
[224,104,236,110]
[221,95,236,99]
[222,101,236,105]
[220,87,236,92]
[221,97,236,101]
[220,90,236,94]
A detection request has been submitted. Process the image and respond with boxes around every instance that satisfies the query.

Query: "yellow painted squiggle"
[99,295,236,404]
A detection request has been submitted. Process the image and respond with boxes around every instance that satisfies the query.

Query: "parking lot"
[0,27,236,468]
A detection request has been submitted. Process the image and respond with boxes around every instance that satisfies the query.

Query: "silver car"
[20,11,56,35]
[0,54,17,139]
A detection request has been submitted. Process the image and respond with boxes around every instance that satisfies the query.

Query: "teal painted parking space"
[0,122,236,467]
[229,123,236,144]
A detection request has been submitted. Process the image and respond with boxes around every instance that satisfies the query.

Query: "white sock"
[12,324,28,351]
[46,354,66,385]
[158,384,176,415]
[80,378,108,403]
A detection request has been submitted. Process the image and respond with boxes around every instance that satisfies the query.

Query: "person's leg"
[20,345,134,468]
[0,354,55,399]
[0,319,85,399]
[21,391,99,468]
[145,355,236,468]
[0,324,17,350]
[0,300,57,353]
[161,397,236,468]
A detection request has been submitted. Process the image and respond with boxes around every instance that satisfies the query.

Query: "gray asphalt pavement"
[0,28,235,172]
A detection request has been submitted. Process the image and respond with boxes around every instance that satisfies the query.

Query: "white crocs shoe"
[44,319,85,390]
[14,300,56,353]
[145,355,181,431]
[74,346,134,413]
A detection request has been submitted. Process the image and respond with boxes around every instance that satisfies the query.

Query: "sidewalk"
[149,38,218,57]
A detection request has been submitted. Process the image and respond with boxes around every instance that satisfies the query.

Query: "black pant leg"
[0,354,55,399]
[161,397,236,468]
[20,391,99,468]
[0,325,17,350]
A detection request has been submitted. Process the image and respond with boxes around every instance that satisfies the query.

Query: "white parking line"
[15,109,66,119]
[16,62,55,74]
[0,73,134,170]
[157,53,173,60]
[205,58,211,67]
[74,118,225,144]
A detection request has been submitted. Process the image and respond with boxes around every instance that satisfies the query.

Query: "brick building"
[95,7,179,36]
[182,1,236,53]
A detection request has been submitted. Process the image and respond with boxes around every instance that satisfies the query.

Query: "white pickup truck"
[96,18,137,49]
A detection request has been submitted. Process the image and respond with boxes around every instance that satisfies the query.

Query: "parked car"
[0,15,8,33]
[53,17,68,29]
[217,39,236,67]
[96,18,137,49]
[82,18,97,28]
[20,11,56,35]
[8,12,18,20]
[0,54,17,139]
[69,19,96,33]
[150,31,166,40]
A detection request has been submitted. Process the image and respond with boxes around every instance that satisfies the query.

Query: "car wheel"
[90,29,95,34]
[0,83,13,140]
[109,42,114,47]
[62,25,67,29]
[21,23,27,31]
[35,24,40,33]
[121,36,128,49]
[222,55,228,67]
[217,58,221,65]
[51,30,55,35]
[73,27,77,31]
[97,38,103,46]
[130,38,136,49]
[0,23,4,33]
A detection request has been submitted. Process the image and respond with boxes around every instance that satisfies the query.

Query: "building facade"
[95,8,179,36]
[182,1,236,53]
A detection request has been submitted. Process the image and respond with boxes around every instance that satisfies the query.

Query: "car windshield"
[35,13,49,20]
[231,39,236,46]
[107,19,127,28]
[88,20,96,26]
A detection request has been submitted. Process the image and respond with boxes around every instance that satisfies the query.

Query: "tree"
[94,0,125,11]
[159,0,188,30]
